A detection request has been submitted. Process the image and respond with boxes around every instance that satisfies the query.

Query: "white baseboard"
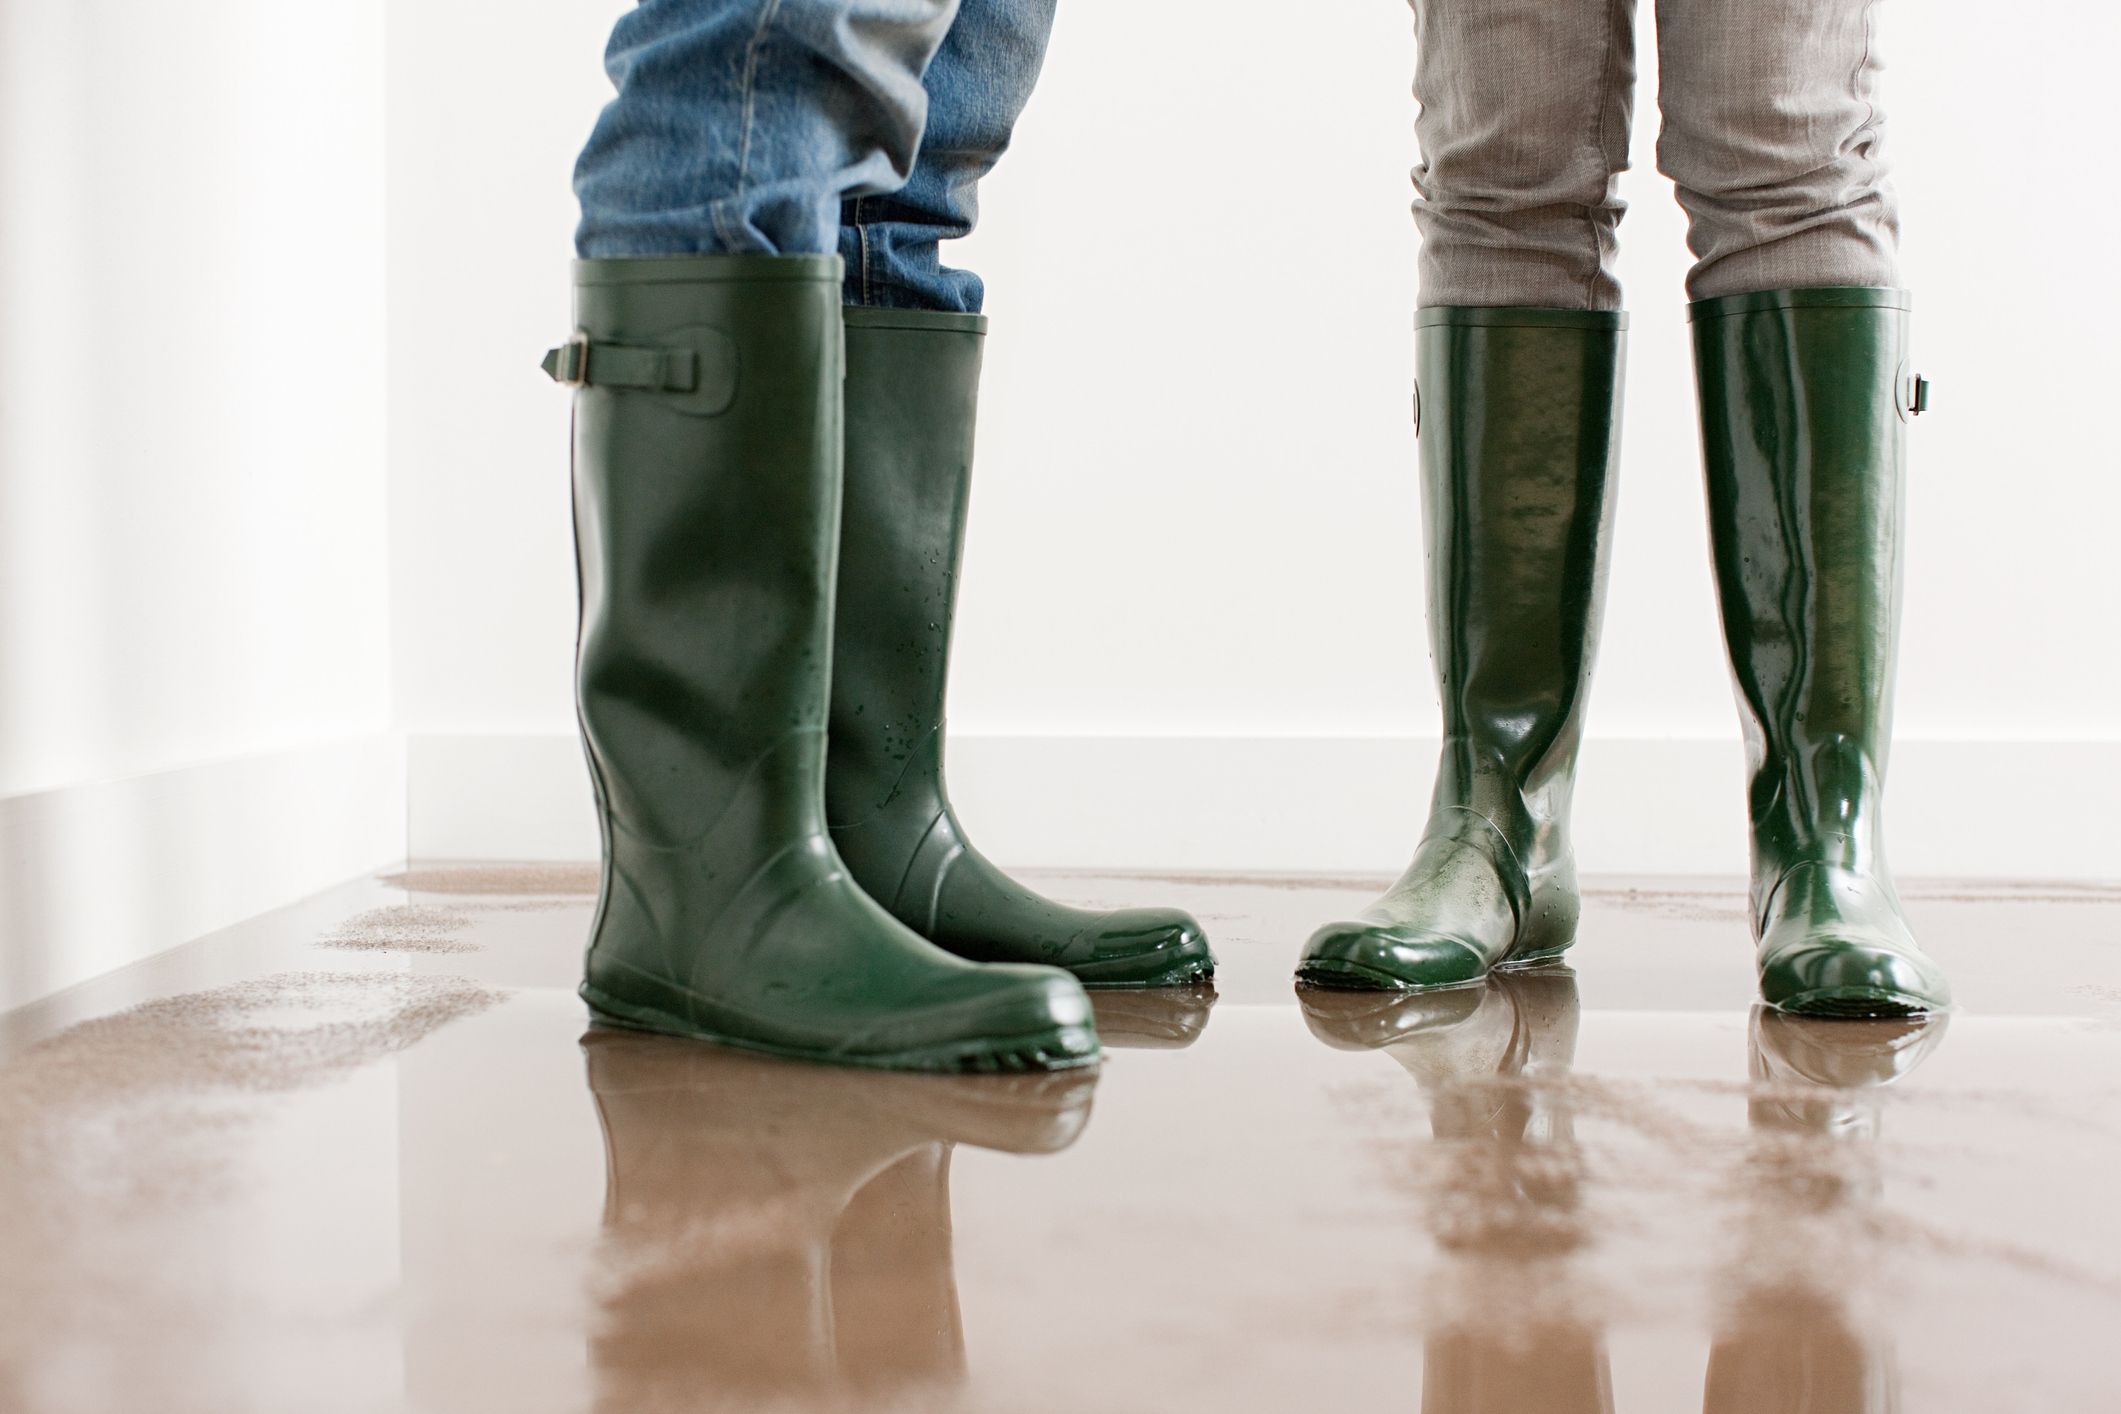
[404,731,2121,883]
[0,733,407,1014]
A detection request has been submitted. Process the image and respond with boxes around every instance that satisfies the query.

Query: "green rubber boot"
[1692,287,1951,1017]
[825,308,1213,989]
[550,255,1097,1071]
[1298,309,1625,991]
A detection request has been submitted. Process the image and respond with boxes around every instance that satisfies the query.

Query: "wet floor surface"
[2,866,2118,1413]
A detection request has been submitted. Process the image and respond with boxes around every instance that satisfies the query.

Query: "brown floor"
[2,866,2119,1413]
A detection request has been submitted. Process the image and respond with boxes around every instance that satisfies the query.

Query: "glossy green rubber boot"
[551,255,1097,1071]
[826,308,1213,989]
[1692,287,1951,1017]
[1298,309,1625,991]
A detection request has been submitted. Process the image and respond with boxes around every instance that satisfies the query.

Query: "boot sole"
[580,982,1101,1074]
[1293,946,1570,993]
[1079,960,1216,991]
[1771,986,1941,1019]
[1292,959,1489,994]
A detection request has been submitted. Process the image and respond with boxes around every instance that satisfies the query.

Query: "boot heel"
[1501,871,1581,968]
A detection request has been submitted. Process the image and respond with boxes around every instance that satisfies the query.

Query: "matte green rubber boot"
[1692,287,1951,1017]
[1298,309,1625,991]
[825,308,1213,989]
[551,255,1097,1071]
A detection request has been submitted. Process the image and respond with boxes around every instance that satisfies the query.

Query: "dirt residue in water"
[1899,880,2121,905]
[1586,885,1750,924]
[0,970,506,1226]
[380,864,601,897]
[1120,870,1396,894]
[0,971,507,1357]
[317,903,482,954]
[0,971,506,1123]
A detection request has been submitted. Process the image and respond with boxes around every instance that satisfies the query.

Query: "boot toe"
[1295,920,1489,992]
[1066,908,1215,989]
[1761,938,1952,1017]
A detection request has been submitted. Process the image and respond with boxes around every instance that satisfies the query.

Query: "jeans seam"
[724,0,785,245]
[853,198,873,304]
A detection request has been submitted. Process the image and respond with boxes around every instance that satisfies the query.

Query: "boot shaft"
[1414,308,1626,827]
[1690,287,1915,874]
[820,314,1217,985]
[827,309,986,827]
[569,255,845,849]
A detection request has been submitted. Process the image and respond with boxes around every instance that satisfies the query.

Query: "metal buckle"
[544,332,591,386]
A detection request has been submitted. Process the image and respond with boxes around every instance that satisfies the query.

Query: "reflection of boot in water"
[1088,983,1219,1051]
[583,1028,1096,1412]
[1303,971,1613,1414]
[1704,1008,1949,1414]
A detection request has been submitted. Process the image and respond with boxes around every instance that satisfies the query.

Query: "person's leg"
[574,0,962,259]
[837,0,1057,310]
[1297,1,1635,992]
[1411,0,1640,310]
[1655,0,1899,300]
[1662,1,1948,1016]
[822,0,1215,988]
[551,0,1102,1069]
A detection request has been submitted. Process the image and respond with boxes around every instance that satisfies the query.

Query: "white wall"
[0,3,401,1009]
[0,1,2104,1006]
[385,0,621,742]
[1,0,2114,1014]
[387,2,2120,873]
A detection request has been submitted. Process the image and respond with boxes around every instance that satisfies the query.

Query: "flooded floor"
[2,865,2118,1413]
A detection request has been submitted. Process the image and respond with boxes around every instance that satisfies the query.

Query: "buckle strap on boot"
[541,332,699,392]
[541,325,739,416]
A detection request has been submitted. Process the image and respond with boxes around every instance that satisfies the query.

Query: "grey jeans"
[1412,0,1898,308]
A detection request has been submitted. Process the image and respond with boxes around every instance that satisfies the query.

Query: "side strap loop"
[540,333,700,393]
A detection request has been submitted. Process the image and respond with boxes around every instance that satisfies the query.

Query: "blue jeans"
[574,0,1056,312]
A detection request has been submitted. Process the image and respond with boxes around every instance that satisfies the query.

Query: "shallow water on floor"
[1,868,2117,1413]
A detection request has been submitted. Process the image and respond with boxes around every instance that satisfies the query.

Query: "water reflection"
[1089,981,1218,1050]
[583,1032,1095,1411]
[1706,1009,1949,1414]
[582,988,1213,1413]
[1302,976,1950,1414]
[1305,971,1613,1413]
